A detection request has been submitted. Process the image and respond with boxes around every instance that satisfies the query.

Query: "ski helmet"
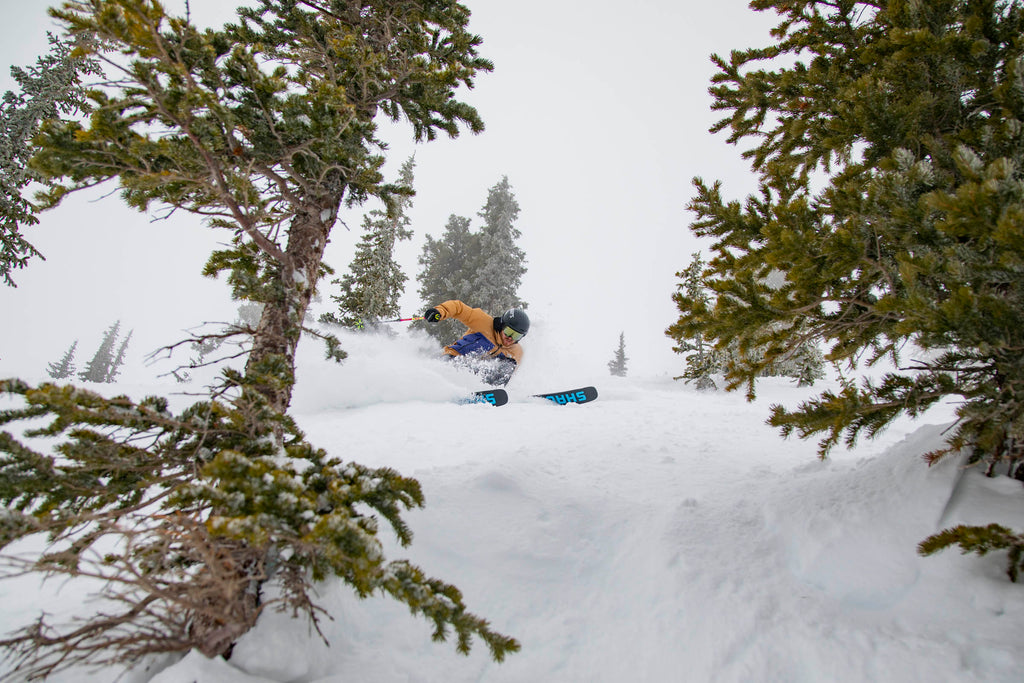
[497,308,530,339]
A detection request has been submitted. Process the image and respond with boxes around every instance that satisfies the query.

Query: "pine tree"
[78,320,121,383]
[0,378,520,678]
[416,214,479,342]
[2,1,516,672]
[32,0,492,416]
[322,156,416,329]
[0,34,99,286]
[667,253,718,390]
[670,253,825,389]
[45,340,77,380]
[469,176,527,313]
[770,342,825,388]
[673,0,1024,456]
[416,178,529,343]
[671,1,1024,575]
[106,328,132,383]
[607,332,628,377]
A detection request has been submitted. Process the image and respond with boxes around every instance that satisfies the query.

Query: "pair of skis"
[470,386,598,407]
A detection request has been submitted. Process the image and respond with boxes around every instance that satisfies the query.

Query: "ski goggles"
[501,326,525,342]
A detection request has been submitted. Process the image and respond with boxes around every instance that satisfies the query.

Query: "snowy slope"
[3,328,1024,682]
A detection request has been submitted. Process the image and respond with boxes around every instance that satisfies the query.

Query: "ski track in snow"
[3,330,1024,682]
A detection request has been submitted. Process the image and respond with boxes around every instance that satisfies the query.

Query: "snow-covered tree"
[667,252,718,390]
[608,332,628,377]
[45,340,77,380]
[671,0,1024,575]
[675,0,1024,459]
[31,0,492,415]
[106,328,132,383]
[417,177,528,343]
[469,176,527,313]
[1,0,517,675]
[766,341,825,388]
[322,156,416,328]
[670,253,824,390]
[0,378,519,678]
[0,33,98,287]
[78,320,122,383]
[417,214,478,342]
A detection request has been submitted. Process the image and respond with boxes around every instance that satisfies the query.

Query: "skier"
[424,300,529,386]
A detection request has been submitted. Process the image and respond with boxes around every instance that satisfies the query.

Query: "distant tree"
[0,34,99,286]
[45,340,78,380]
[78,320,122,383]
[322,156,416,328]
[106,329,132,383]
[671,1,1024,575]
[766,340,825,388]
[608,332,628,377]
[417,214,478,342]
[667,252,718,390]
[670,253,825,389]
[468,176,527,313]
[417,177,528,343]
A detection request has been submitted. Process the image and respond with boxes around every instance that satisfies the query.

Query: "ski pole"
[379,316,425,323]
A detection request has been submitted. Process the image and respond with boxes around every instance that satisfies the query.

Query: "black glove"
[424,308,442,323]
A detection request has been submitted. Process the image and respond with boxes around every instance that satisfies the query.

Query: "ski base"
[534,386,598,405]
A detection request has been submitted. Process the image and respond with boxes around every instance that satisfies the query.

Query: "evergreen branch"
[768,371,953,458]
[2,373,519,673]
[918,524,1024,582]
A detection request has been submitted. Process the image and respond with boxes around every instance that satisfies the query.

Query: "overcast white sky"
[0,1,777,381]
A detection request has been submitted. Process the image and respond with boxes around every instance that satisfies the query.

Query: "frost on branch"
[0,376,519,679]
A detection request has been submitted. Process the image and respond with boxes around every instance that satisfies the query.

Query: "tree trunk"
[245,199,337,415]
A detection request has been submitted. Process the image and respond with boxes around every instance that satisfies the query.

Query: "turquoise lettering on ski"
[543,391,588,404]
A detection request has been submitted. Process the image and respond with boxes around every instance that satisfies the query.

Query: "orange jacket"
[434,300,524,365]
